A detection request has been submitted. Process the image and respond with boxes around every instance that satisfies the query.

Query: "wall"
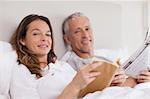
[116,1,147,54]
[148,0,150,27]
[0,1,148,58]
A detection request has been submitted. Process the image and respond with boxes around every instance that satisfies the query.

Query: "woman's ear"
[63,34,71,45]
[19,39,26,46]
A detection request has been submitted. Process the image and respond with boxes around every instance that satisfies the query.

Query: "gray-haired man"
[61,12,137,87]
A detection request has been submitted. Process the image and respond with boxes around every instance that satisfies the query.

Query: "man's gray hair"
[62,12,89,35]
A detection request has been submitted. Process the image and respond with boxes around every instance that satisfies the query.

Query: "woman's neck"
[38,55,48,68]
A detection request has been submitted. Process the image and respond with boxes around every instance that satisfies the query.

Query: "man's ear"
[63,34,71,45]
[19,39,26,46]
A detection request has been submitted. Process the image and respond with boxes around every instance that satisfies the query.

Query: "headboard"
[0,1,146,58]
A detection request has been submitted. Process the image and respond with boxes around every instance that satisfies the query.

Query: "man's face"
[66,16,94,57]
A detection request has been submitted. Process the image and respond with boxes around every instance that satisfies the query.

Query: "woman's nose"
[41,34,46,41]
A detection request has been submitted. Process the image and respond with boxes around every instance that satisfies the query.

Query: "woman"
[10,14,101,99]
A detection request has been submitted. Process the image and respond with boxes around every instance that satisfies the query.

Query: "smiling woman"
[10,14,57,78]
[9,14,103,99]
[20,20,52,58]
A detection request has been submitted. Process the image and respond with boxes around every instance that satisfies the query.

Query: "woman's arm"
[57,80,80,99]
[10,65,40,99]
[57,62,102,99]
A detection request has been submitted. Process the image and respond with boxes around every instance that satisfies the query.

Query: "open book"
[122,30,150,78]
[78,60,119,97]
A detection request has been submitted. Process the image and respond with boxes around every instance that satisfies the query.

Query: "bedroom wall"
[148,0,150,28]
[0,1,148,58]
[116,1,148,54]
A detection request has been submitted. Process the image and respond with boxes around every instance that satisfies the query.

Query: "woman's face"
[21,19,52,57]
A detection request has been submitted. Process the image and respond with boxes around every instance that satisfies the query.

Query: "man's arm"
[123,77,137,87]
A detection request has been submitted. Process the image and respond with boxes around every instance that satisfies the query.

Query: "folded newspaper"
[122,30,150,78]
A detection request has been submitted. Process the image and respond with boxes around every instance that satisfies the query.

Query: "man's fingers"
[113,74,125,80]
[139,71,150,76]
[137,75,150,80]
[137,79,149,83]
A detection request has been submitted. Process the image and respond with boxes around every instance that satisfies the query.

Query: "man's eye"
[74,30,80,34]
[85,27,89,31]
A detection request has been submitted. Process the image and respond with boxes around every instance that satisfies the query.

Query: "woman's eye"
[46,34,51,36]
[33,33,38,35]
[32,31,40,36]
[46,31,51,36]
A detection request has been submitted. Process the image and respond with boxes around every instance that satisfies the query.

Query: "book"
[78,30,150,97]
[78,60,119,97]
[122,30,150,78]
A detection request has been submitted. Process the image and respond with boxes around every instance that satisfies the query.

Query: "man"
[61,12,130,86]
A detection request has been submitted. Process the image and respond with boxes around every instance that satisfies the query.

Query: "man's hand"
[137,69,150,83]
[110,69,126,86]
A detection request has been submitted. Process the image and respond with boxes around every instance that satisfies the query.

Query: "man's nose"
[82,30,89,37]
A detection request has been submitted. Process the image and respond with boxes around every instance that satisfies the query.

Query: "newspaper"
[122,31,150,78]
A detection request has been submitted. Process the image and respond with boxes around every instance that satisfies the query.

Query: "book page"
[122,30,150,78]
[124,46,150,78]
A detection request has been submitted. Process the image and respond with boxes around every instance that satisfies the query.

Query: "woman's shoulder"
[13,63,36,79]
[14,63,29,72]
[50,60,76,73]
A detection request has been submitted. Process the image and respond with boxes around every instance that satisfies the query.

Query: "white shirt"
[61,50,129,71]
[61,50,95,71]
[10,61,76,99]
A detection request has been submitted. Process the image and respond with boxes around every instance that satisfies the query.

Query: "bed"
[1,41,150,99]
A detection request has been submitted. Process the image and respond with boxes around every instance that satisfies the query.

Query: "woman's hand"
[137,69,150,83]
[110,69,126,86]
[71,62,102,91]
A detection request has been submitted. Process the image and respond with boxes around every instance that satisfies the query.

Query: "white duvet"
[1,41,150,99]
[84,82,150,99]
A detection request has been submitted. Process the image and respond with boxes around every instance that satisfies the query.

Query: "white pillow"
[94,48,129,64]
[0,41,13,55]
[0,41,17,99]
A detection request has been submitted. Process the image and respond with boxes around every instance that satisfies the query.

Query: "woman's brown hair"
[10,14,57,78]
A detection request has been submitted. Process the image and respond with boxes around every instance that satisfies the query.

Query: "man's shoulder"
[61,50,73,61]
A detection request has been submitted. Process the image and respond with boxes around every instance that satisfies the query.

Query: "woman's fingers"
[73,62,102,90]
[81,61,102,72]
[86,72,101,83]
[87,72,101,78]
